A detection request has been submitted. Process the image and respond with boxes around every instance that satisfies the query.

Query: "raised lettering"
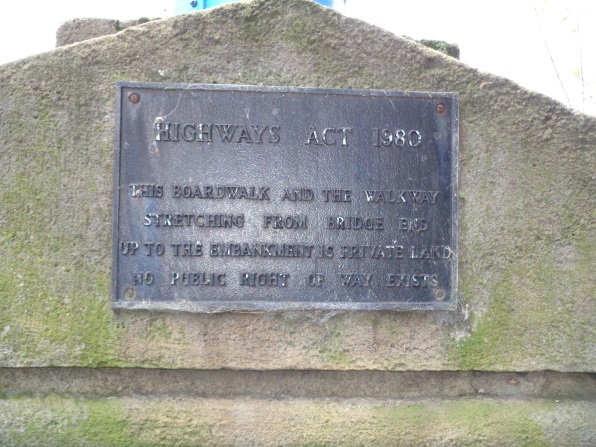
[321,189,352,202]
[340,273,372,287]
[263,214,308,229]
[240,273,289,287]
[171,272,226,286]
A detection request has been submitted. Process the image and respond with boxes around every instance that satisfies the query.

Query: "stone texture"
[1,368,594,400]
[0,0,594,372]
[1,396,594,446]
[55,18,157,47]
[414,39,460,59]
[56,16,460,59]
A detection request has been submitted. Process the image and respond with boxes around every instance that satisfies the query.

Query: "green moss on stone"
[372,400,552,446]
[146,315,174,342]
[1,397,133,447]
[317,320,354,367]
[283,20,318,52]
[454,120,595,369]
[0,79,123,367]
[456,221,594,370]
[1,395,591,446]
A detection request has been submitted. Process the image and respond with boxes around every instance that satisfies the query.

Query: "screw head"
[123,288,136,301]
[128,93,140,104]
[435,103,446,114]
[434,288,446,300]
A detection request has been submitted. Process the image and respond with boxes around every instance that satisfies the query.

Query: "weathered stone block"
[0,0,594,372]
[1,396,594,446]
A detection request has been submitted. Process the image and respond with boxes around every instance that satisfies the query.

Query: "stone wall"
[1,0,594,444]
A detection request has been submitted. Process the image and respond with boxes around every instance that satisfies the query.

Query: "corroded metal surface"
[112,82,458,311]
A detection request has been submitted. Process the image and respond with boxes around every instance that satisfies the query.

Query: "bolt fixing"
[129,93,140,104]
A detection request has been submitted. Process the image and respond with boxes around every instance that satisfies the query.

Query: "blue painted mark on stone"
[174,0,342,14]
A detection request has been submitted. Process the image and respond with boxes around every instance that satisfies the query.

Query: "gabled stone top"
[0,0,593,371]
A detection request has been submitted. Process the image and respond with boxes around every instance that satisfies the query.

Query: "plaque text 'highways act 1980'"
[112,82,458,311]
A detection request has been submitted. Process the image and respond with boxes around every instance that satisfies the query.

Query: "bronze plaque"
[112,82,458,311]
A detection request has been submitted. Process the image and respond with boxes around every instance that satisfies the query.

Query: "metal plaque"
[112,82,458,311]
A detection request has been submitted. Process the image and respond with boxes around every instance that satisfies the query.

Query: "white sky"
[1,0,594,115]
